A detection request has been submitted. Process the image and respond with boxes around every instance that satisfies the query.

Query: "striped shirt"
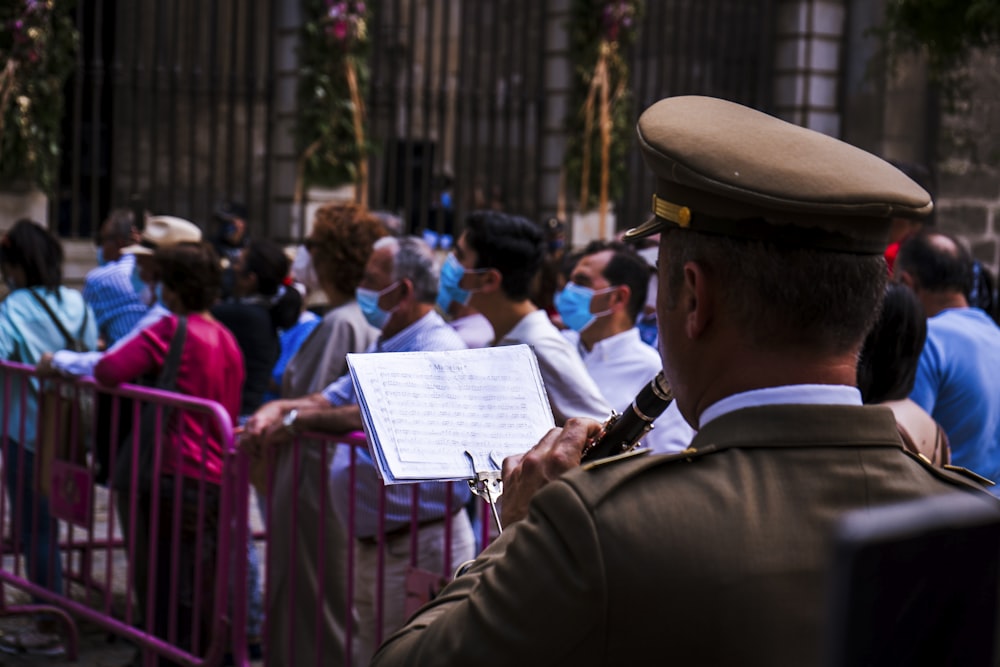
[325,310,471,537]
[83,254,148,345]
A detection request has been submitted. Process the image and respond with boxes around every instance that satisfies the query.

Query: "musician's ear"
[682,260,713,339]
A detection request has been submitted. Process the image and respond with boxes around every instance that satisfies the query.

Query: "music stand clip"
[465,451,503,534]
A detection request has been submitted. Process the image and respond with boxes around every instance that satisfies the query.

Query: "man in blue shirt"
[896,230,1000,491]
[245,235,474,664]
[83,209,148,347]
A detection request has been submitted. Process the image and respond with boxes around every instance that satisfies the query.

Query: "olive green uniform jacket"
[371,404,998,666]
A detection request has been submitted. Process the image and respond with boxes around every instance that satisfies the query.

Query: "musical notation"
[347,345,555,483]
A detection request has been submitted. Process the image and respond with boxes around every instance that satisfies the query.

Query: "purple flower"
[331,18,349,40]
[355,1,366,15]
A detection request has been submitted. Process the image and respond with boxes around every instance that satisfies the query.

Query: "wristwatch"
[282,408,299,435]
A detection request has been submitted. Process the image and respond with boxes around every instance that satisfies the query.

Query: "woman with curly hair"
[259,202,387,664]
[280,203,388,395]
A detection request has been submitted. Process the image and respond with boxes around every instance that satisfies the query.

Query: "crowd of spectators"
[3,99,1000,662]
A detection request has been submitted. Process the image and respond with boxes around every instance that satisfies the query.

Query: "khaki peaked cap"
[624,96,933,254]
[121,215,203,256]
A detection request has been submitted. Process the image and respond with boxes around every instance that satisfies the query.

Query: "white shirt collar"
[698,384,862,429]
[579,327,642,361]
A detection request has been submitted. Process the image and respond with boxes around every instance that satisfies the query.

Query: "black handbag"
[111,316,188,493]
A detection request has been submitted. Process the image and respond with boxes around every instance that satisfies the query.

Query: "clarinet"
[581,371,674,462]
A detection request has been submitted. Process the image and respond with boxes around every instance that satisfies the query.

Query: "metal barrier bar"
[0,360,248,667]
[254,429,493,666]
[0,358,500,666]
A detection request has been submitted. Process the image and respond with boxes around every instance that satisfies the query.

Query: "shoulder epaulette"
[943,464,996,488]
[580,447,650,472]
[582,443,721,474]
[899,448,997,493]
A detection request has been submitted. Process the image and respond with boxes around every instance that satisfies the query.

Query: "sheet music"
[347,344,554,483]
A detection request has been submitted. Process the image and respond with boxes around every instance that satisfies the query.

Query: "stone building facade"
[9,0,997,282]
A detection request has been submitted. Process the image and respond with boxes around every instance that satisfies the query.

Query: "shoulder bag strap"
[117,315,189,495]
[28,287,83,351]
[76,305,90,345]
[156,315,188,391]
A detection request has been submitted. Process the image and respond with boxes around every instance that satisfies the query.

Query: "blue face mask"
[96,247,107,267]
[154,283,166,308]
[555,282,615,332]
[437,253,488,313]
[356,281,400,330]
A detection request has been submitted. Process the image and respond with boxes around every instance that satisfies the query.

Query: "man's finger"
[501,453,524,479]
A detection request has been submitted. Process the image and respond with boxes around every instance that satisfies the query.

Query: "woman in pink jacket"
[95,241,243,665]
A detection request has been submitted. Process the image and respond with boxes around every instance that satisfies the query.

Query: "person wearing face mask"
[439,210,610,425]
[437,255,494,347]
[243,236,474,665]
[83,208,147,348]
[634,242,660,347]
[556,240,694,454]
[240,202,386,667]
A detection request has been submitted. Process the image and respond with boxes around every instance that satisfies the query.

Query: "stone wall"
[935,48,1000,275]
[841,0,1000,276]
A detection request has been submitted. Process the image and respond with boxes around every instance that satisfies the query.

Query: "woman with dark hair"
[210,237,302,651]
[212,238,303,417]
[0,219,98,654]
[94,241,244,665]
[858,282,950,465]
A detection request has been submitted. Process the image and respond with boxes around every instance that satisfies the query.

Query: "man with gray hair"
[245,235,475,664]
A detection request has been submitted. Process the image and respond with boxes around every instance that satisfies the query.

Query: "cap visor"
[623,215,664,241]
[121,244,153,256]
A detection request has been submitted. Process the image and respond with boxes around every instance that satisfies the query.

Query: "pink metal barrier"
[0,359,495,666]
[0,360,249,666]
[252,430,494,667]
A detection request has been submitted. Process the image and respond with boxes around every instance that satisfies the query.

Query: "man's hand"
[243,400,287,438]
[500,418,602,526]
[239,421,294,461]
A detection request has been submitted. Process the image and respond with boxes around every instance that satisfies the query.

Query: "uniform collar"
[700,384,861,429]
[693,402,898,454]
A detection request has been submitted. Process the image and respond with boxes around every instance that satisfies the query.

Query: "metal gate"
[621,0,776,229]
[56,0,775,242]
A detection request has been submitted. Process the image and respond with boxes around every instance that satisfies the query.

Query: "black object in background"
[825,492,1000,667]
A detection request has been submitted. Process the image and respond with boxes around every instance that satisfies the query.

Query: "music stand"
[824,492,1000,667]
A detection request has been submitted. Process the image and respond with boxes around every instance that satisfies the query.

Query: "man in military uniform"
[371,96,1000,666]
